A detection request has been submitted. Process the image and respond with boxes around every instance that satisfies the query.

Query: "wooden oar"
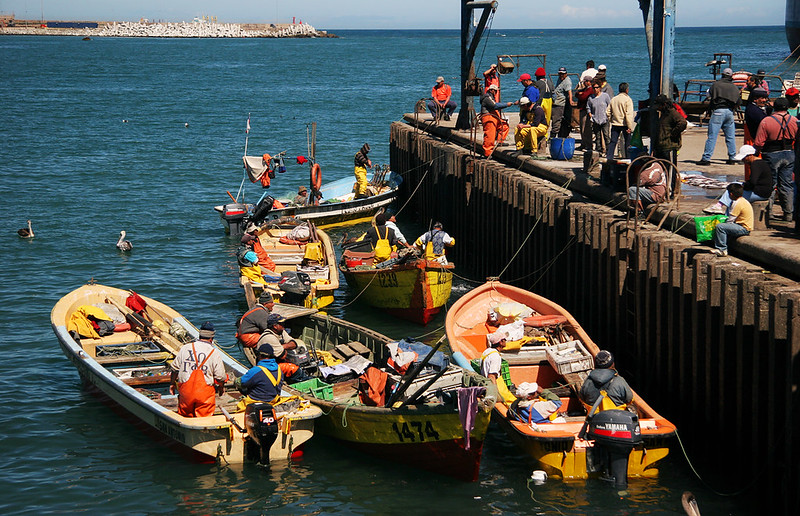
[398,366,449,408]
[385,335,445,407]
[107,297,184,353]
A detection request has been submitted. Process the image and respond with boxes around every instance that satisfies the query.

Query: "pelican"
[18,220,34,238]
[116,230,133,251]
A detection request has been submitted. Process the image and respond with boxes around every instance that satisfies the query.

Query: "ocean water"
[0,27,785,514]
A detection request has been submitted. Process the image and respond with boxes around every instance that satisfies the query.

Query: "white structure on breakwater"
[99,20,322,38]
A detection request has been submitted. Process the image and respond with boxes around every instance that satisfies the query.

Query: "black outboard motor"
[585,409,642,490]
[244,402,279,464]
[284,343,312,367]
[221,203,248,236]
[248,195,276,226]
[278,271,311,305]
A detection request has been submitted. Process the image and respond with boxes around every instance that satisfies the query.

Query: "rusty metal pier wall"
[390,121,800,512]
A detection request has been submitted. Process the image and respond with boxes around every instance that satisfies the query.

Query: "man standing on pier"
[479,84,518,158]
[550,67,573,138]
[698,68,741,165]
[753,97,796,222]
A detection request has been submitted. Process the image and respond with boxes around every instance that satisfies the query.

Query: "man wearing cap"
[517,73,540,106]
[242,230,276,273]
[699,67,741,165]
[479,84,518,158]
[170,321,227,417]
[534,67,554,126]
[580,350,633,410]
[234,343,284,411]
[514,96,548,155]
[509,382,562,424]
[754,97,797,222]
[385,213,411,248]
[427,76,457,121]
[236,293,276,349]
[293,185,308,206]
[786,87,800,117]
[353,143,372,199]
[258,313,301,359]
[551,66,573,138]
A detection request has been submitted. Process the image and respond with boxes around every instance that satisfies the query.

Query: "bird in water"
[18,220,34,239]
[116,230,133,251]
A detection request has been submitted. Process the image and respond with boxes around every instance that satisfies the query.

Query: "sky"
[0,1,786,29]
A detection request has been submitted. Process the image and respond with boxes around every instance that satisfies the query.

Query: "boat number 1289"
[391,421,440,442]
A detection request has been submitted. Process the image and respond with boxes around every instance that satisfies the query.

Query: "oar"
[227,190,238,203]
[220,406,247,434]
[398,365,449,408]
[385,335,446,407]
[106,297,184,352]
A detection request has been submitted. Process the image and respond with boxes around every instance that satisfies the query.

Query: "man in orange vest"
[170,322,226,418]
[236,293,275,349]
[427,76,457,121]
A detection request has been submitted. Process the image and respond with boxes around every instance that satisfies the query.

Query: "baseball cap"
[487,83,499,91]
[598,64,607,71]
[266,313,284,326]
[786,87,800,97]
[517,73,531,82]
[558,67,567,73]
[535,67,546,77]
[721,68,733,76]
[733,145,756,161]
[519,96,531,105]
[436,76,444,83]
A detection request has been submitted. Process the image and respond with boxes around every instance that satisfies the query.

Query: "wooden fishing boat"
[239,223,339,310]
[339,248,454,325]
[52,283,322,464]
[242,302,494,481]
[215,167,403,234]
[445,280,676,481]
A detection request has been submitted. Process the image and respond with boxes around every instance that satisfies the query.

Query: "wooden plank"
[346,341,371,357]
[95,352,172,365]
[335,343,358,360]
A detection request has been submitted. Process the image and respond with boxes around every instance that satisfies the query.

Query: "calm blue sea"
[1,26,785,514]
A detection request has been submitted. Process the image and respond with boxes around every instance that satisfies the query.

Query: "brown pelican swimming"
[116,230,133,251]
[18,220,34,238]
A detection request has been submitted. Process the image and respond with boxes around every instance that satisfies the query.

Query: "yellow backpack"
[373,226,392,262]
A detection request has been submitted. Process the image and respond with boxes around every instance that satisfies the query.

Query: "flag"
[246,114,251,134]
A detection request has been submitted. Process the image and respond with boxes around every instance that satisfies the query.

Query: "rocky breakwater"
[99,21,333,38]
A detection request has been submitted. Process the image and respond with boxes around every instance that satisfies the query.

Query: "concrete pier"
[391,115,800,512]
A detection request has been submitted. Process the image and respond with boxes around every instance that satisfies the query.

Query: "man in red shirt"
[427,76,457,121]
[753,97,797,222]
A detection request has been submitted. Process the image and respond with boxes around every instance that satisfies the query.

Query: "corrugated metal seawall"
[390,121,800,512]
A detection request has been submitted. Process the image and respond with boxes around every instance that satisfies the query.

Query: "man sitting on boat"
[234,343,284,411]
[259,313,302,359]
[293,185,309,206]
[509,382,563,424]
[364,212,398,263]
[414,222,455,263]
[236,293,275,348]
[579,350,633,411]
[353,143,372,199]
[241,230,276,273]
[170,322,227,418]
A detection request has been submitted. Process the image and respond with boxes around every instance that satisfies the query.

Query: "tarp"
[243,155,269,182]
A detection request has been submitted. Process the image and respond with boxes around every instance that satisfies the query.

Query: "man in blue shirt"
[235,343,284,410]
[517,73,540,105]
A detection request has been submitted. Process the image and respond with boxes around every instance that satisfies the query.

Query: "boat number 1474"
[391,421,440,442]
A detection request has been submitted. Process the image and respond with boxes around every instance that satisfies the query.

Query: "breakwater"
[390,120,800,513]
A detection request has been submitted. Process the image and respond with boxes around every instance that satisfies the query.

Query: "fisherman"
[479,84,518,158]
[364,212,398,262]
[533,67,554,126]
[483,63,500,101]
[427,76,457,121]
[754,96,797,222]
[550,66,573,138]
[517,72,540,106]
[698,67,741,165]
[235,292,275,349]
[385,212,412,248]
[353,143,372,199]
[480,331,506,381]
[509,382,563,424]
[627,158,668,210]
[710,183,754,257]
[234,343,284,411]
[514,97,548,155]
[259,313,301,359]
[170,321,226,418]
[579,350,633,410]
[241,229,276,272]
[293,185,308,205]
[414,221,455,262]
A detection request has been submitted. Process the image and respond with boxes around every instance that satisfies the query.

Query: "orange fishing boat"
[446,280,676,482]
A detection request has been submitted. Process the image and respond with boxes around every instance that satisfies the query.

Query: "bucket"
[345,257,363,267]
[549,137,575,160]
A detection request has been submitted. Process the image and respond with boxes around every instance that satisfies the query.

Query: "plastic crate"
[292,378,333,400]
[470,358,512,388]
[546,340,593,375]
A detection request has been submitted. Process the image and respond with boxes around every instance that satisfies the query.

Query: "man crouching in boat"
[509,382,563,424]
[236,293,275,349]
[579,350,633,411]
[234,343,284,411]
[170,322,227,418]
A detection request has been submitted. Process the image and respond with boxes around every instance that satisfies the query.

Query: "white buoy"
[184,122,189,128]
[531,470,547,485]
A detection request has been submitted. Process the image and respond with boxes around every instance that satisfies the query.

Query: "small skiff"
[243,302,494,481]
[52,283,321,464]
[446,280,676,481]
[339,248,454,325]
[238,223,339,310]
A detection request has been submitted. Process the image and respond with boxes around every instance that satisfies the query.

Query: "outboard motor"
[284,343,312,367]
[244,402,280,464]
[585,409,642,490]
[248,195,276,226]
[221,203,248,236]
[278,271,312,305]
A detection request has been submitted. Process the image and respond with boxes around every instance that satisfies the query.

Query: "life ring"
[731,71,749,88]
[310,163,322,191]
[523,314,568,328]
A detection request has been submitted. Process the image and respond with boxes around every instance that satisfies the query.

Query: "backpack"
[373,226,392,262]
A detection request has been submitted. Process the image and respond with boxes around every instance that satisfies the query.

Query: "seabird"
[116,230,133,251]
[17,220,34,239]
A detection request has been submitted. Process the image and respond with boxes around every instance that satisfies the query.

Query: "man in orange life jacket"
[236,293,275,349]
[579,350,633,409]
[170,321,226,417]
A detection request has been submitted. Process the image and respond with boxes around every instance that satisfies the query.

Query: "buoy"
[184,122,189,128]
[531,470,547,485]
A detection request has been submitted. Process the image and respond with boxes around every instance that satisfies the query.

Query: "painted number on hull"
[391,421,440,442]
[378,272,399,288]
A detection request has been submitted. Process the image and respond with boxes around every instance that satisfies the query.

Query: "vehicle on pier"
[446,280,676,482]
[51,283,321,465]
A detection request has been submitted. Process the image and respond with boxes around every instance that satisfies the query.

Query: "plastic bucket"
[549,137,575,160]
[345,258,363,267]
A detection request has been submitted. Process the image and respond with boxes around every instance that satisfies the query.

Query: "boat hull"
[446,280,676,481]
[341,261,453,325]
